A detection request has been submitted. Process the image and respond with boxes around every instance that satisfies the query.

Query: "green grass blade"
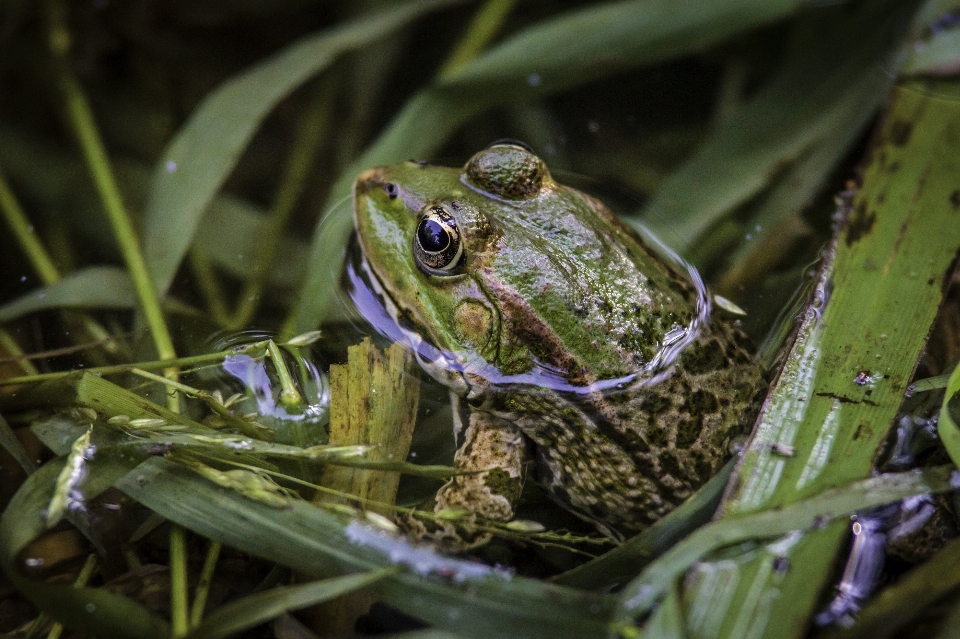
[0,266,133,323]
[0,460,169,639]
[0,412,36,474]
[937,360,960,468]
[614,465,958,619]
[637,1,912,256]
[118,457,617,639]
[187,569,395,639]
[439,0,799,99]
[680,76,960,639]
[143,0,463,297]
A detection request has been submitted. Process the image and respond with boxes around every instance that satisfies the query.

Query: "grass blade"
[187,569,395,639]
[143,0,463,298]
[0,266,133,323]
[937,360,960,468]
[118,457,618,639]
[680,75,960,639]
[0,412,36,474]
[0,460,168,639]
[637,1,911,256]
[614,466,958,619]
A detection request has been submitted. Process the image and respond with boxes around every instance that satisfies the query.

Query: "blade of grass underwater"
[290,0,803,332]
[118,457,617,639]
[143,0,463,298]
[813,535,960,639]
[637,0,914,257]
[0,413,36,474]
[0,266,133,323]
[902,16,960,76]
[678,77,960,639]
[197,194,309,289]
[0,460,169,639]
[187,569,395,639]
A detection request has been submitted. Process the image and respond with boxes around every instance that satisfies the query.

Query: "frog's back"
[449,146,767,534]
[480,180,704,383]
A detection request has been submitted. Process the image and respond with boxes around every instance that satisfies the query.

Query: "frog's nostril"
[385,182,399,199]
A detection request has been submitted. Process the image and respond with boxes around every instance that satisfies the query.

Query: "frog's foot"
[398,412,531,552]
[397,503,492,552]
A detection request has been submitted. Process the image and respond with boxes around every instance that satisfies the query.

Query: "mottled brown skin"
[496,317,764,537]
[353,143,766,548]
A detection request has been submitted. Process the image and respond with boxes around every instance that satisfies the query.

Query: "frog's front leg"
[401,408,531,550]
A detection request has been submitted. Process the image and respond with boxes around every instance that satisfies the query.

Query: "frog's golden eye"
[414,205,463,275]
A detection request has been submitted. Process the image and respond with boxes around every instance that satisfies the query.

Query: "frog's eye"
[414,205,463,275]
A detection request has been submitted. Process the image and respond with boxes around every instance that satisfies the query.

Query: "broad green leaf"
[118,457,617,639]
[681,76,960,639]
[290,0,804,332]
[0,267,133,322]
[188,569,395,639]
[143,0,463,298]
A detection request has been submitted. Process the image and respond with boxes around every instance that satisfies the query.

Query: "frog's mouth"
[346,248,476,398]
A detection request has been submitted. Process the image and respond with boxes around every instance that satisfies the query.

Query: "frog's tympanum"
[353,142,765,549]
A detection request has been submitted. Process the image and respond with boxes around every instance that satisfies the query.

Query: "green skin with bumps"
[353,144,765,548]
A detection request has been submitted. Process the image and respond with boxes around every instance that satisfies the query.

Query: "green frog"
[353,142,765,548]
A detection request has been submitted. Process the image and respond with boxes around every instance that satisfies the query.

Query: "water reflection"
[208,330,328,446]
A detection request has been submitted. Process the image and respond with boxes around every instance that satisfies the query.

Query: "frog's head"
[353,143,543,373]
[354,142,695,387]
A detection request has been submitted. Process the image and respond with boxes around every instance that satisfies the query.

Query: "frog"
[352,141,766,549]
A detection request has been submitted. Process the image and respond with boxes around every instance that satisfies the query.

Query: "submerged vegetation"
[1,0,960,637]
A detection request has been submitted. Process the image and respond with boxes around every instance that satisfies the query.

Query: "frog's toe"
[396,507,492,552]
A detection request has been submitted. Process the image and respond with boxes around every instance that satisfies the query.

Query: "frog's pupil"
[418,219,449,252]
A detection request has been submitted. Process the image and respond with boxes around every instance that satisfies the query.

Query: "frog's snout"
[354,168,385,195]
